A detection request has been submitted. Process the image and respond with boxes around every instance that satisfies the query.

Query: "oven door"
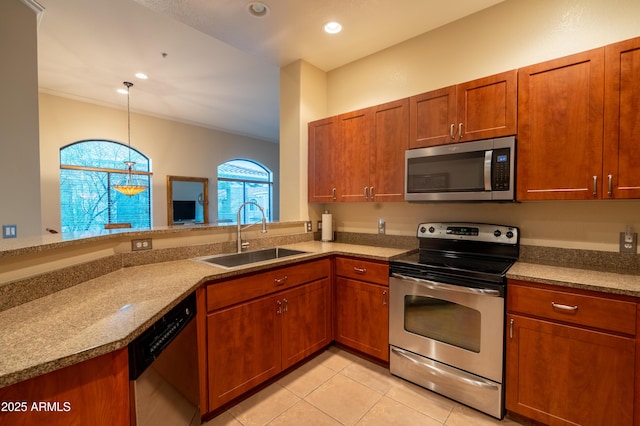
[389,274,504,383]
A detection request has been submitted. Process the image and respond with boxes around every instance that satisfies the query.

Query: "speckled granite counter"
[0,241,409,388]
[507,261,640,297]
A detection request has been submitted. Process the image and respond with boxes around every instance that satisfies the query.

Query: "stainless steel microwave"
[405,136,516,202]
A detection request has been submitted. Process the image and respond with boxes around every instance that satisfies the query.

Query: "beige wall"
[327,0,640,114]
[284,0,640,251]
[39,93,280,229]
[279,60,327,222]
[0,0,42,237]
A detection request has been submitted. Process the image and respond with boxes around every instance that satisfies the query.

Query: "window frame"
[59,140,153,232]
[217,159,273,225]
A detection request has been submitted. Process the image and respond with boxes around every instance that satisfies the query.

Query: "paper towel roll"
[321,212,333,242]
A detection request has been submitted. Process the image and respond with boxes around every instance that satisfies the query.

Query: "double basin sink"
[197,247,308,268]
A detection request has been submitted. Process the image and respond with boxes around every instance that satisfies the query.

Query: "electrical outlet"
[619,232,637,254]
[132,238,153,251]
[2,224,17,239]
[305,221,312,232]
[317,220,322,231]
[378,219,386,235]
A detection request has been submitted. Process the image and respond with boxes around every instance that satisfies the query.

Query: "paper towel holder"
[321,210,334,242]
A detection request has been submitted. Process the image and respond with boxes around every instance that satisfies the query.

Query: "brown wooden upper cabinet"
[518,36,640,201]
[517,48,605,200]
[308,98,408,203]
[308,116,338,203]
[409,70,517,148]
[604,36,640,199]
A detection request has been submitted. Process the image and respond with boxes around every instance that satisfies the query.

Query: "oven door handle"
[391,347,499,390]
[391,273,501,297]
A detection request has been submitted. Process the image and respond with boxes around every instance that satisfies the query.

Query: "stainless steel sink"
[197,248,308,268]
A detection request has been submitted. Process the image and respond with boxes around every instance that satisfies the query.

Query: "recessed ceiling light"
[324,21,342,34]
[135,72,148,80]
[247,2,269,18]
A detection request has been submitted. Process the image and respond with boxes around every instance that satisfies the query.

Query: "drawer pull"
[551,301,578,312]
[274,276,288,286]
[353,267,367,274]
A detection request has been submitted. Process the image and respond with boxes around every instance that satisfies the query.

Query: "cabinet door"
[517,48,605,200]
[335,277,389,361]
[457,69,517,142]
[506,314,634,425]
[0,350,129,426]
[409,86,457,148]
[281,278,332,369]
[207,295,281,410]
[338,108,373,202]
[604,36,640,199]
[370,99,408,202]
[308,117,338,202]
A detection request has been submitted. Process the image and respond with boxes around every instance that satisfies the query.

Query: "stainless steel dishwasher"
[129,293,200,426]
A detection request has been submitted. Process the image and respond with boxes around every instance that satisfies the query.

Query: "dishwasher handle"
[391,273,501,297]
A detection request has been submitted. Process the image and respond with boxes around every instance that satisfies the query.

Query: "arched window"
[217,159,272,225]
[60,140,152,232]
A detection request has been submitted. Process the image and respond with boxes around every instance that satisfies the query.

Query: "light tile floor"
[203,346,531,426]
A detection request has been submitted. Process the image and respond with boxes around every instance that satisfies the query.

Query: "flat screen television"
[173,200,196,222]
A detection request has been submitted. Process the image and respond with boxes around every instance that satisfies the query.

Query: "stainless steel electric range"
[389,222,519,419]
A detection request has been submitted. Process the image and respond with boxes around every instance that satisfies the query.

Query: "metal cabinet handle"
[458,122,463,139]
[274,276,288,286]
[382,290,387,306]
[509,318,514,339]
[592,176,598,197]
[283,298,288,313]
[353,267,367,274]
[608,174,613,196]
[450,123,455,139]
[364,186,369,200]
[276,300,282,314]
[370,187,374,200]
[391,273,501,297]
[551,301,578,312]
[332,187,336,201]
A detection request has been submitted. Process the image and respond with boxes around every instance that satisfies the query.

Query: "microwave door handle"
[484,150,493,191]
[391,273,501,296]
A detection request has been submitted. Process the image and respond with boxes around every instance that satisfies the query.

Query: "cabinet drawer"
[335,257,389,286]
[508,281,636,335]
[206,258,330,311]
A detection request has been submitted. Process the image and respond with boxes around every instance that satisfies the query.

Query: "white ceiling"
[36,0,504,143]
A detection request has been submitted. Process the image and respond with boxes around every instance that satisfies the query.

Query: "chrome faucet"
[237,201,267,252]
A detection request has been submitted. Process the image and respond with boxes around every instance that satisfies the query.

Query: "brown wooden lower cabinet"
[203,269,332,412]
[506,280,636,425]
[0,349,130,426]
[335,277,389,361]
[334,257,389,362]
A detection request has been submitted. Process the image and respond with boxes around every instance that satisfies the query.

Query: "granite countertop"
[507,261,640,297]
[2,238,638,389]
[0,241,409,388]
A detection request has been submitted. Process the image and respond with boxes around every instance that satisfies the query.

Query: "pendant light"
[113,81,147,196]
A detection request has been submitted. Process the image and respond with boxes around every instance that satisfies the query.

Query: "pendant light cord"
[123,81,133,164]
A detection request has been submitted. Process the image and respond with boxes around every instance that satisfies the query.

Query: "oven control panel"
[417,222,518,244]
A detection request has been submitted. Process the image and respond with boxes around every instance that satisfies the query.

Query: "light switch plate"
[3,224,17,239]
[619,232,637,254]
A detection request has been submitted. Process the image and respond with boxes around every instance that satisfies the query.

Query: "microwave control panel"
[491,148,511,191]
